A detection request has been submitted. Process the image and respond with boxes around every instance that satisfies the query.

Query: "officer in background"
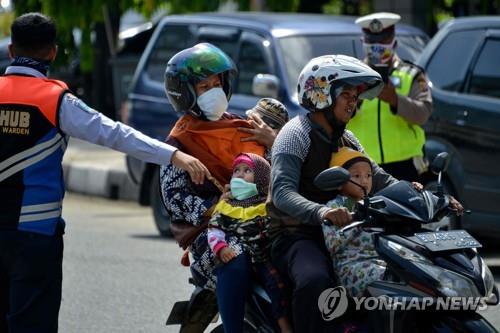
[347,12,432,182]
[0,13,209,333]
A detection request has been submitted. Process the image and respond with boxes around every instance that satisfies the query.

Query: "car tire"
[423,179,461,231]
[150,168,172,237]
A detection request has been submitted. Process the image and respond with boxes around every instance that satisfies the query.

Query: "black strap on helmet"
[322,108,346,153]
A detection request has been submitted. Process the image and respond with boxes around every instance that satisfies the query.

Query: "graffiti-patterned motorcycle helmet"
[164,43,237,117]
[297,54,383,112]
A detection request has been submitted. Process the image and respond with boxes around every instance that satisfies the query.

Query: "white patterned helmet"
[297,54,383,112]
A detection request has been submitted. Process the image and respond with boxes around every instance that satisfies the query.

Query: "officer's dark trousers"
[272,238,338,333]
[0,229,63,333]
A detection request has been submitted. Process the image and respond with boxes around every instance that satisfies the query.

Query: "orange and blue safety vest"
[0,74,69,235]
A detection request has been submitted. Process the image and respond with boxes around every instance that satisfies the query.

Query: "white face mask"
[363,40,396,65]
[196,87,228,121]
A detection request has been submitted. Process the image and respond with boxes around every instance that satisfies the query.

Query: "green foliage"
[0,12,15,38]
[11,0,167,73]
[434,9,454,25]
[322,0,372,15]
[265,0,300,11]
[323,0,342,14]
[124,0,165,18]
[167,0,219,14]
[236,0,250,11]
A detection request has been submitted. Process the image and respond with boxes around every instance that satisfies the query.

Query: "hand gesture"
[323,207,352,228]
[448,195,464,216]
[171,150,211,185]
[238,113,276,149]
[378,81,398,107]
[219,247,237,263]
[412,182,424,192]
[220,184,233,201]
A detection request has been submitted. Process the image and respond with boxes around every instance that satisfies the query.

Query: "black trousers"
[271,238,338,333]
[0,229,63,333]
[380,158,420,183]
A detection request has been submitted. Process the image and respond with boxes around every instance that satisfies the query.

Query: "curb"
[63,163,139,202]
[62,139,140,202]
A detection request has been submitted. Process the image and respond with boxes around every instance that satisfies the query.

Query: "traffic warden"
[0,12,209,333]
[347,12,433,182]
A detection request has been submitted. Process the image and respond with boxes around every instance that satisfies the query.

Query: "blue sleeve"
[59,93,177,165]
[159,164,215,225]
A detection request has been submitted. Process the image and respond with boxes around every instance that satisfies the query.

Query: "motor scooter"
[166,152,499,332]
[312,152,499,332]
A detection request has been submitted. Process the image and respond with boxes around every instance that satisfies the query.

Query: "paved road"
[59,194,500,332]
[59,194,213,333]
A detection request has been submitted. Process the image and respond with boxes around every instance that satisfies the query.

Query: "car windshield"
[278,34,428,98]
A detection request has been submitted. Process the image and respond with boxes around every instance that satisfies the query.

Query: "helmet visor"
[178,43,236,82]
[341,76,384,100]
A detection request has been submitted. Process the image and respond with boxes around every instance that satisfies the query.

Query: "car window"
[468,38,500,99]
[235,41,270,95]
[145,25,196,82]
[394,35,428,62]
[197,26,240,62]
[197,39,239,64]
[278,35,358,96]
[426,30,483,92]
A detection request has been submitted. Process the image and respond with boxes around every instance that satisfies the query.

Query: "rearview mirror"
[314,167,350,191]
[252,74,280,99]
[430,152,449,175]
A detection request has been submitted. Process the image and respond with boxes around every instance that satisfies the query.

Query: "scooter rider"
[269,55,398,332]
[270,54,464,332]
[160,43,276,331]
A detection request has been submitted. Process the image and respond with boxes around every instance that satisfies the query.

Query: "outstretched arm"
[60,93,210,184]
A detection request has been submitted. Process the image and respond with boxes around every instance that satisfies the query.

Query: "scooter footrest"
[166,301,189,325]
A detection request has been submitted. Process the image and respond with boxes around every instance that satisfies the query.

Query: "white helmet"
[297,54,383,112]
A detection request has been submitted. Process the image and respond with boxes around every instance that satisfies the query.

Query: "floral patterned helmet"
[297,54,383,112]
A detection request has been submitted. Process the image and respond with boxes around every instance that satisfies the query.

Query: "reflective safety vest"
[347,65,425,165]
[0,75,69,235]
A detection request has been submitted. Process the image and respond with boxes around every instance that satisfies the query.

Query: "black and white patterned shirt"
[160,164,216,225]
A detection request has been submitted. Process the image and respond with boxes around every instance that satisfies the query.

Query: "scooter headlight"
[481,258,495,297]
[414,262,481,298]
[380,239,481,297]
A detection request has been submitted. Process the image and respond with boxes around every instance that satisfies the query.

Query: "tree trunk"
[91,4,120,119]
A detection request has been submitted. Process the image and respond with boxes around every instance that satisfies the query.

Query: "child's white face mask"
[363,40,396,65]
[197,87,228,121]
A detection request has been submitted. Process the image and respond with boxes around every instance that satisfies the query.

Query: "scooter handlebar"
[322,212,367,233]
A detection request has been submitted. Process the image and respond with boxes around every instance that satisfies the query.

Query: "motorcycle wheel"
[150,168,172,236]
[423,179,460,231]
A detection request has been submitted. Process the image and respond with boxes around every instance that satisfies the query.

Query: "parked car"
[418,16,500,239]
[124,12,429,236]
